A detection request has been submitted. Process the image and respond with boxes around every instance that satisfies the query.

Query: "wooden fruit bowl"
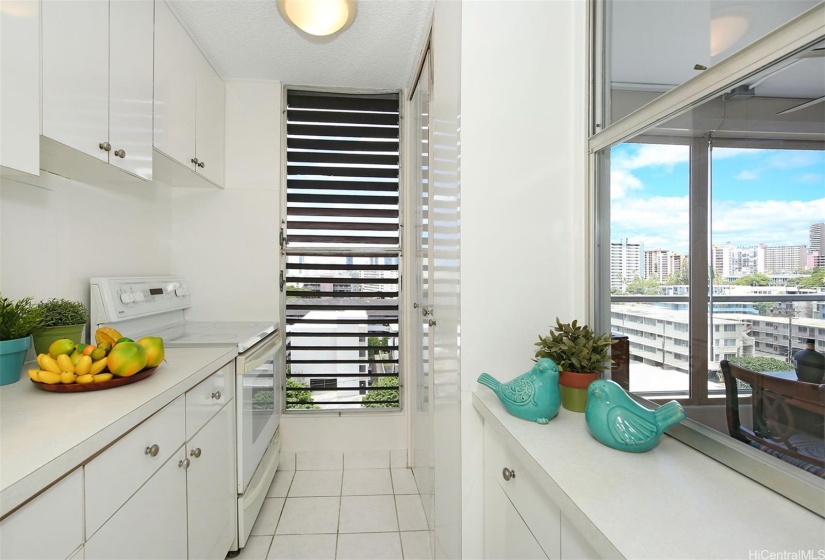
[30,366,158,393]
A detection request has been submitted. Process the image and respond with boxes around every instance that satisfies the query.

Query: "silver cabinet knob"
[179,458,190,469]
[99,142,111,152]
[502,467,515,481]
[114,149,126,158]
[211,391,221,400]
[145,444,160,457]
[197,161,205,168]
[190,448,202,458]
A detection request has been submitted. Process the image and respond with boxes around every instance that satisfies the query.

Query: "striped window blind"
[283,90,401,410]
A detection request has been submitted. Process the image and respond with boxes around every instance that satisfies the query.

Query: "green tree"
[362,376,399,408]
[788,269,825,288]
[625,275,662,295]
[367,336,388,359]
[285,284,314,299]
[665,265,690,285]
[286,378,319,410]
[732,273,771,286]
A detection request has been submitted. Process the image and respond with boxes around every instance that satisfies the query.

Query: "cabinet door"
[0,0,40,175]
[0,469,84,560]
[561,514,600,560]
[187,403,236,560]
[85,447,188,560]
[109,0,154,179]
[42,0,109,161]
[153,0,197,167]
[485,474,548,560]
[195,52,226,186]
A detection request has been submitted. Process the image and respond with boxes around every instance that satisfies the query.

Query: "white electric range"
[90,276,281,552]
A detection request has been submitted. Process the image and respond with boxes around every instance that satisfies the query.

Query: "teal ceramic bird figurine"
[585,379,685,452]
[477,358,561,424]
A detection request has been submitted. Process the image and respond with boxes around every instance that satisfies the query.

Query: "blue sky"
[610,143,825,255]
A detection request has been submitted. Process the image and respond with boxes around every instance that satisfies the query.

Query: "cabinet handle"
[502,467,515,481]
[114,149,126,158]
[190,447,202,459]
[211,391,221,400]
[99,142,111,152]
[145,444,160,457]
[428,318,437,327]
[197,161,205,168]
[179,458,190,469]
[191,157,199,165]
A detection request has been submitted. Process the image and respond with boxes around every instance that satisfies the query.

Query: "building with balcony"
[610,238,644,291]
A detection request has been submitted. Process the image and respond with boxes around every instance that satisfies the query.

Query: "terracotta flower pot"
[558,370,600,412]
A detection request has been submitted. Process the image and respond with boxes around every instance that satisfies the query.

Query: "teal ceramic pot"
[0,336,32,386]
[32,324,86,356]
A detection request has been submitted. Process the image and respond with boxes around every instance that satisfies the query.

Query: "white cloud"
[712,197,825,247]
[734,170,759,181]
[613,144,689,171]
[610,169,642,200]
[798,172,824,184]
[611,195,690,253]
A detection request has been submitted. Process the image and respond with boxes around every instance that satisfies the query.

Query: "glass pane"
[608,141,691,398]
[606,0,820,126]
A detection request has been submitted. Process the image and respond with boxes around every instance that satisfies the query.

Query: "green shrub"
[36,298,88,327]
[286,378,319,410]
[362,376,399,408]
[0,295,46,341]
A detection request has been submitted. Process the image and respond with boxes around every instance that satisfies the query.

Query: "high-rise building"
[810,223,824,269]
[759,244,807,274]
[712,243,759,276]
[644,248,687,282]
[611,238,644,291]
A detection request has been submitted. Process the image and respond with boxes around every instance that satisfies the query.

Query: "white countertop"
[0,346,237,518]
[473,390,825,560]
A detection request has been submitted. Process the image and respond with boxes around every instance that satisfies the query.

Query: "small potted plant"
[535,318,614,412]
[0,295,46,385]
[32,298,89,355]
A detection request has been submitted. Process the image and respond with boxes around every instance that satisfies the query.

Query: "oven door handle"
[242,333,281,373]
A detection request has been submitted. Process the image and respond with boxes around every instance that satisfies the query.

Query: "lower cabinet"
[0,469,84,560]
[83,367,235,559]
[483,424,598,560]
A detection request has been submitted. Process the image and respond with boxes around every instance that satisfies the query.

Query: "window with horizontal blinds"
[284,90,401,410]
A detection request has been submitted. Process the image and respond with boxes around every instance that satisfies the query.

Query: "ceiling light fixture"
[277,0,357,37]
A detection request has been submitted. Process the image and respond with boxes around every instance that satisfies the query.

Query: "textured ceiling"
[168,0,434,90]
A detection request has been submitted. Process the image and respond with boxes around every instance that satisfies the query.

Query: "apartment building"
[644,248,687,282]
[610,238,644,291]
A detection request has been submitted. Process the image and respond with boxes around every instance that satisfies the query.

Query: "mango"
[137,337,165,368]
[90,346,107,361]
[107,342,147,377]
[49,338,75,358]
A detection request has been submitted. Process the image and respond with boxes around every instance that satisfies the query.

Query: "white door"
[153,0,197,167]
[109,0,154,179]
[42,0,108,160]
[195,51,226,186]
[187,404,236,560]
[484,478,549,560]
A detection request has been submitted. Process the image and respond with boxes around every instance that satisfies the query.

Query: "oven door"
[236,330,281,493]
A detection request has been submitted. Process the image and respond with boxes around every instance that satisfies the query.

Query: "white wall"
[0,172,174,344]
[459,1,589,557]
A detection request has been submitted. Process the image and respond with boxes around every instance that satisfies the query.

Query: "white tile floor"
[232,458,433,560]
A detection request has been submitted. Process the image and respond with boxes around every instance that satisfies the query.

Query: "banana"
[95,327,122,347]
[27,369,40,382]
[39,355,62,375]
[94,373,113,383]
[75,355,92,375]
[76,374,94,384]
[60,371,76,384]
[90,357,108,375]
[56,354,75,374]
[38,371,62,385]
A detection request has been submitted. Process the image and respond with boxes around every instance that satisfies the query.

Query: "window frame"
[588,2,825,516]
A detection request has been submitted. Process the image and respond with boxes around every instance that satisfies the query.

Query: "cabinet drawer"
[85,394,185,538]
[0,469,84,560]
[186,363,233,439]
[484,426,561,559]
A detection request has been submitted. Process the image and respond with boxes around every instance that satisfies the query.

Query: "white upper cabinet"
[41,0,154,181]
[0,0,40,176]
[154,0,225,188]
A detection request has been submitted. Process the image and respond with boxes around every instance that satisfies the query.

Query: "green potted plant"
[32,298,89,355]
[0,295,46,385]
[535,318,614,412]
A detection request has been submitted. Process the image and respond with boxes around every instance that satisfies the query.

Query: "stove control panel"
[91,276,192,325]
